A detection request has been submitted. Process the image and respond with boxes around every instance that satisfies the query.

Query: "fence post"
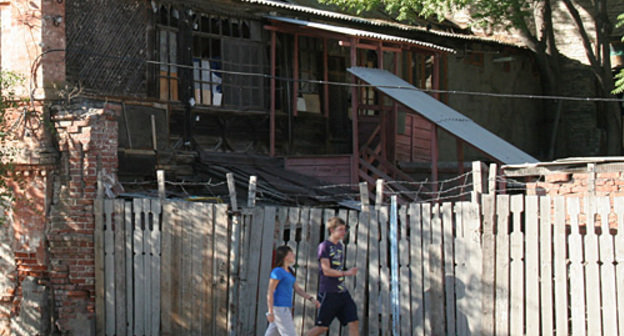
[488,163,497,195]
[226,172,239,335]
[247,176,257,208]
[375,179,384,210]
[588,163,596,195]
[157,170,165,200]
[360,182,370,212]
[389,195,400,336]
[471,161,483,203]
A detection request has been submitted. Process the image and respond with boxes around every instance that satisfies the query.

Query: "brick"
[545,172,571,183]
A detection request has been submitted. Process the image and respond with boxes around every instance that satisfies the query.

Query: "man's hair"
[326,216,346,233]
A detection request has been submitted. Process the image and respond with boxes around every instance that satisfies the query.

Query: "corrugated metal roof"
[267,16,455,53]
[348,67,538,165]
[242,0,519,46]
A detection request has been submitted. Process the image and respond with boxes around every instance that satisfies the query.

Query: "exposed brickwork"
[47,102,120,334]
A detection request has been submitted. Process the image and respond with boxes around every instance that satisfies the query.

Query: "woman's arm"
[294,283,320,308]
[266,278,279,322]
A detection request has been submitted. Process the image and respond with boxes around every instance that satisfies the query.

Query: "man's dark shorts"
[315,291,358,327]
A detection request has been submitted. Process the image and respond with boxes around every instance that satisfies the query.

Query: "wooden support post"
[226,173,238,211]
[488,163,497,195]
[293,33,299,117]
[323,38,329,118]
[433,53,440,100]
[375,179,384,209]
[157,170,165,200]
[359,182,370,212]
[270,31,276,157]
[350,39,360,185]
[471,161,483,203]
[431,125,439,192]
[456,138,464,174]
[247,176,257,208]
[151,114,158,151]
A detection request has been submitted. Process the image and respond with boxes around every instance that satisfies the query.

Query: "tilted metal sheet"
[267,16,455,54]
[348,67,538,165]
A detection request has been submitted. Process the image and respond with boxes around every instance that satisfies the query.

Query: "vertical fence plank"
[509,195,524,336]
[151,200,161,336]
[614,197,624,336]
[429,204,445,336]
[568,197,586,336]
[409,203,423,336]
[368,207,380,336]
[442,202,455,336]
[245,207,264,333]
[465,202,482,335]
[181,202,193,334]
[481,195,495,336]
[553,197,568,336]
[304,208,323,331]
[421,203,432,336]
[399,205,410,336]
[141,199,152,336]
[539,196,554,335]
[345,210,359,293]
[202,204,215,335]
[584,196,601,335]
[294,207,310,335]
[104,200,115,335]
[190,202,203,335]
[379,206,391,336]
[133,199,143,335]
[125,202,133,336]
[324,208,341,336]
[525,196,539,336]
[171,201,184,335]
[228,204,242,336]
[160,201,173,335]
[355,206,369,335]
[288,207,300,250]
[114,200,126,336]
[237,210,252,334]
[495,195,510,336]
[214,204,230,334]
[94,195,105,336]
[256,207,277,336]
[454,202,469,336]
[597,196,617,336]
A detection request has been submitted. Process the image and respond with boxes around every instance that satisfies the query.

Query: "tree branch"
[560,0,602,75]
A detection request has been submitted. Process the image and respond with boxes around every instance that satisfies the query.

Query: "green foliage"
[613,13,624,95]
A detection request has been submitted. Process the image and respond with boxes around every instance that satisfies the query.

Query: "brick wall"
[47,102,120,334]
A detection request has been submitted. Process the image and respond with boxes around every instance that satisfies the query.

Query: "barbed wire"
[146,59,624,102]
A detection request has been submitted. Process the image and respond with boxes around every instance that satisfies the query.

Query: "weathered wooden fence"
[96,193,624,335]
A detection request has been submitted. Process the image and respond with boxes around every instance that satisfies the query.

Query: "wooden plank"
[114,200,126,336]
[277,207,289,246]
[215,204,230,334]
[409,203,423,336]
[304,208,323,331]
[495,195,510,336]
[124,202,133,336]
[583,196,601,335]
[227,173,238,211]
[237,211,252,334]
[553,197,568,336]
[133,199,144,336]
[228,206,241,336]
[525,196,539,336]
[255,207,277,336]
[104,200,115,335]
[421,203,432,336]
[324,208,341,335]
[368,207,380,336]
[454,202,469,336]
[471,161,483,202]
[465,202,482,336]
[201,204,215,335]
[597,196,617,336]
[190,202,203,335]
[142,199,152,336]
[244,207,264,333]
[442,202,455,336]
[614,197,624,336]
[181,202,193,333]
[171,202,184,335]
[567,197,586,336]
[345,210,359,294]
[428,204,445,336]
[247,175,257,208]
[287,207,300,250]
[94,195,105,336]
[379,206,391,336]
[539,196,554,335]
[355,207,369,335]
[294,207,310,335]
[160,201,173,335]
[399,205,410,336]
[481,194,495,336]
[509,195,524,336]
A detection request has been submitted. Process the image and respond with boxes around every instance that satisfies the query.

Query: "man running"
[306,217,359,336]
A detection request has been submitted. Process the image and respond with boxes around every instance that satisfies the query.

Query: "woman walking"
[265,245,320,336]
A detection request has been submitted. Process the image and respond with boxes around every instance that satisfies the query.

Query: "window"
[157,5,178,101]
[192,15,223,106]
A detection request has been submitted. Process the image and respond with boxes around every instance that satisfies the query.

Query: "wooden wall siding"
[395,113,432,163]
[284,156,352,184]
[96,195,624,335]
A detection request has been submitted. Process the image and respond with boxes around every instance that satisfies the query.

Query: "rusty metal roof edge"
[266,15,456,53]
[242,0,521,47]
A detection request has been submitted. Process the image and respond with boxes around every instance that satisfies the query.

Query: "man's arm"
[319,258,358,277]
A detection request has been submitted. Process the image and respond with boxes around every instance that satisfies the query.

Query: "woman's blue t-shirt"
[270,267,296,307]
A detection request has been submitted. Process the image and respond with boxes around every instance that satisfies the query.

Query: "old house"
[0,0,543,334]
